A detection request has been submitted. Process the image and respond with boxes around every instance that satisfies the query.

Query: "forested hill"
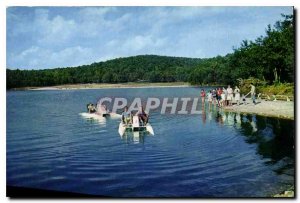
[7,55,203,89]
[7,14,294,89]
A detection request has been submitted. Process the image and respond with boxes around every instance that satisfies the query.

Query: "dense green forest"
[7,14,294,89]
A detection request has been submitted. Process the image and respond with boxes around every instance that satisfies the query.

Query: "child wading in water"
[200,89,206,104]
[217,88,222,107]
[221,88,226,107]
[212,89,217,106]
[207,90,213,107]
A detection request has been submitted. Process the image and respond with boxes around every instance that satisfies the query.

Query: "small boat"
[84,104,120,118]
[80,112,121,120]
[118,116,154,136]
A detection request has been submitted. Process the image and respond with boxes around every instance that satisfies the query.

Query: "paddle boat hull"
[118,116,154,136]
[80,112,122,120]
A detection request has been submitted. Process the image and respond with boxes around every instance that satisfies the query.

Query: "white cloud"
[19,46,40,58]
[7,7,293,69]
[11,46,97,69]
[122,35,167,52]
[79,7,115,20]
[36,14,77,45]
[50,46,95,67]
[33,7,131,43]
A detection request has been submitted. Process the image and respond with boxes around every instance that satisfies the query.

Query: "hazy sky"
[7,6,293,69]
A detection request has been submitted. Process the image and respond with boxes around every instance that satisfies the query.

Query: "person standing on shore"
[234,86,241,105]
[227,85,233,106]
[223,87,228,106]
[250,83,256,105]
[221,88,226,107]
[217,87,222,107]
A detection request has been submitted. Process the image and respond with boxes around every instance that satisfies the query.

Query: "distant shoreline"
[9,82,199,91]
[8,83,294,120]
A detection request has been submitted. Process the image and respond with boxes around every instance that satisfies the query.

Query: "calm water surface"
[7,87,294,197]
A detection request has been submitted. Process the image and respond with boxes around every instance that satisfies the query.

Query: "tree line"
[7,14,294,89]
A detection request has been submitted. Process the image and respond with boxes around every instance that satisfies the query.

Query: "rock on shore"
[274,190,294,197]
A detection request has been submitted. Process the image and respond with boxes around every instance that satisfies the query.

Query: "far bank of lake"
[12,82,191,90]
[8,83,294,120]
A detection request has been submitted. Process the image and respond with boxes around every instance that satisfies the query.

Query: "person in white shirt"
[207,90,213,107]
[221,88,226,107]
[226,85,233,106]
[250,83,256,105]
[234,86,241,105]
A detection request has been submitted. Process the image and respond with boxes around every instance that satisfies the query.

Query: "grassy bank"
[237,78,294,101]
[258,83,294,97]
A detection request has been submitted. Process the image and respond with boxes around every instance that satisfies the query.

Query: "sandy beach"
[23,82,190,90]
[12,83,295,120]
[224,100,294,120]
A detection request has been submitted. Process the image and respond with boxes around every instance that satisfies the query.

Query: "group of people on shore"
[200,83,256,107]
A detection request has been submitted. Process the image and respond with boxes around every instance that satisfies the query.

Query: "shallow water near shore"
[7,87,294,197]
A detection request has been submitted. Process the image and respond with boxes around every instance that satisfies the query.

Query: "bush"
[237,77,294,97]
[258,83,294,96]
[237,77,267,94]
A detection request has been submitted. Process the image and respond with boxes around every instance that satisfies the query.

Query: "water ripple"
[7,88,294,197]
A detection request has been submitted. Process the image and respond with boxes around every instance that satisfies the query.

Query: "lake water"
[7,87,294,197]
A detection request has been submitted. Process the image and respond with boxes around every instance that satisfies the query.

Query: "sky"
[7,6,293,70]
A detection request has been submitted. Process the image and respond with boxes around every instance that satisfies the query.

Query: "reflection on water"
[79,113,107,125]
[85,117,107,125]
[121,131,149,144]
[201,103,206,125]
[202,103,295,176]
[7,88,294,197]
